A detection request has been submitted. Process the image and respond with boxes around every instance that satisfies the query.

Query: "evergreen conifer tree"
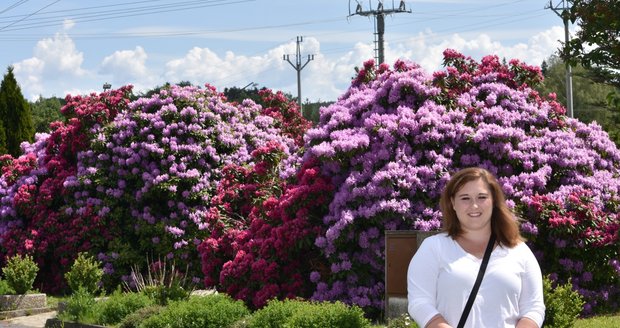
[0,66,34,157]
[0,118,6,154]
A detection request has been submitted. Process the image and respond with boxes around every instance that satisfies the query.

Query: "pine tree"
[0,66,34,157]
[0,118,6,154]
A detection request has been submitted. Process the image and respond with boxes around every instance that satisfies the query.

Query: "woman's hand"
[516,317,539,328]
[425,314,453,328]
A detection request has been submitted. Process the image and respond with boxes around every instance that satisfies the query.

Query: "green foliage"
[248,298,306,327]
[248,299,371,328]
[65,252,104,295]
[224,84,264,104]
[0,118,6,154]
[283,301,371,328]
[118,305,164,328]
[59,287,96,323]
[92,289,154,325]
[0,66,34,157]
[302,100,333,124]
[564,0,620,88]
[2,254,38,294]
[574,313,620,328]
[29,96,65,133]
[543,275,585,328]
[139,294,250,328]
[537,55,618,124]
[386,313,420,328]
[0,278,15,295]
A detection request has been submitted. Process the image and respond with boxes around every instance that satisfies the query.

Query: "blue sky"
[0,0,571,101]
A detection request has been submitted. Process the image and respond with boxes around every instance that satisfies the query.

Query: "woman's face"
[451,178,494,234]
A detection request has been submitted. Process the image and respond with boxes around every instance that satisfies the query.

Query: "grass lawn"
[574,313,620,328]
[373,313,620,328]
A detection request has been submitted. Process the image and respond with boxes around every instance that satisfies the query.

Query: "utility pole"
[546,0,574,118]
[349,0,411,66]
[283,36,314,112]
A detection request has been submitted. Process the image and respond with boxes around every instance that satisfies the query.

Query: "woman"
[407,167,545,328]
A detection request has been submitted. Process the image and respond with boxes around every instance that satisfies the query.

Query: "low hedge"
[248,299,371,328]
[139,294,250,328]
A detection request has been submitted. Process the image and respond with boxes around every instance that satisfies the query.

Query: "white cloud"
[100,46,160,90]
[10,23,564,103]
[33,33,86,76]
[12,33,88,99]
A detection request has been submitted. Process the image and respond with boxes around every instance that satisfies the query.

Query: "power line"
[0,0,29,15]
[0,0,59,32]
[0,0,256,32]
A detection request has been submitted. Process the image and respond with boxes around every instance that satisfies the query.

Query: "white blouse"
[407,233,545,328]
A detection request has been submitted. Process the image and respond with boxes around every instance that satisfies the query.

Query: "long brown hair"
[440,167,523,247]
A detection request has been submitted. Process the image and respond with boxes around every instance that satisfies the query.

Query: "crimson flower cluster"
[522,190,620,314]
[0,87,132,292]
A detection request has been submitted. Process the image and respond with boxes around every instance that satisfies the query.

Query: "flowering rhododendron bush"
[302,50,620,316]
[65,85,305,285]
[521,191,619,314]
[198,148,333,308]
[0,87,133,292]
[0,84,309,292]
[196,89,331,309]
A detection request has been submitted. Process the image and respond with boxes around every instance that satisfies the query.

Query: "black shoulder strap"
[456,234,496,328]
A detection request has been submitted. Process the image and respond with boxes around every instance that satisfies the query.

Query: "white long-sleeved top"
[407,233,545,328]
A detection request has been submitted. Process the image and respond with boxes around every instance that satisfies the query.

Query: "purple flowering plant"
[302,49,620,316]
[65,84,301,285]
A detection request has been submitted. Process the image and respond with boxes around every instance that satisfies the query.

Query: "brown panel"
[385,233,418,296]
[385,231,439,297]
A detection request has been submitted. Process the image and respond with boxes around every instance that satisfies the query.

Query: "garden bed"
[0,293,53,319]
[45,318,106,328]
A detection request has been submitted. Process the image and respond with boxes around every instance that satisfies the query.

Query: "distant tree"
[30,96,65,133]
[538,56,618,125]
[0,66,34,157]
[223,84,264,104]
[0,117,6,154]
[302,99,334,124]
[564,0,620,88]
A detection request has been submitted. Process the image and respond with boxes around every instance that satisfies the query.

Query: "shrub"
[65,252,104,294]
[59,287,96,323]
[299,50,620,316]
[92,289,154,325]
[247,298,306,327]
[283,300,371,328]
[118,305,163,328]
[66,85,304,287]
[0,87,133,293]
[522,191,619,314]
[199,151,332,309]
[248,299,370,328]
[0,278,15,295]
[543,275,585,328]
[2,254,38,294]
[139,294,250,328]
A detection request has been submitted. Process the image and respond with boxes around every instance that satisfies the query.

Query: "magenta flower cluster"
[522,190,619,314]
[302,50,620,314]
